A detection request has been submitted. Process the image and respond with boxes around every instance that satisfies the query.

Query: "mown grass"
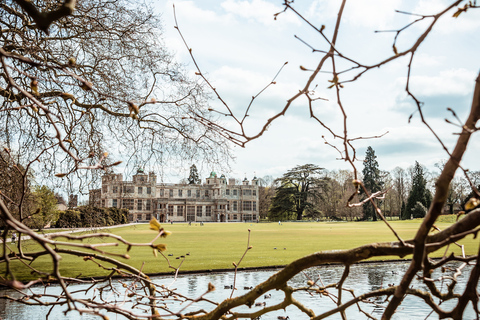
[2,218,477,281]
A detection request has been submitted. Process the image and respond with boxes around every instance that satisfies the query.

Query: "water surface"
[1,261,477,319]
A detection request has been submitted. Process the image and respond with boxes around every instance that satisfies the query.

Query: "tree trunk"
[296,209,303,221]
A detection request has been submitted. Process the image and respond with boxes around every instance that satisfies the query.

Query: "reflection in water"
[0,261,478,319]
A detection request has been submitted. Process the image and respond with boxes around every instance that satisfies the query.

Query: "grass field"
[3,218,477,281]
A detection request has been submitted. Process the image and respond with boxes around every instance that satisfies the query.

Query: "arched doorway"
[159,214,166,223]
[220,214,226,222]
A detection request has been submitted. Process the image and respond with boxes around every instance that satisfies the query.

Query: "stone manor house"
[90,169,259,223]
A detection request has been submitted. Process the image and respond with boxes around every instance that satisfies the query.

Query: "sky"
[152,0,480,182]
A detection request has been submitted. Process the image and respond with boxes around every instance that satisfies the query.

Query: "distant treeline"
[55,206,128,228]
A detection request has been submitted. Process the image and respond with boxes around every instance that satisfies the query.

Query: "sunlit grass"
[2,218,477,281]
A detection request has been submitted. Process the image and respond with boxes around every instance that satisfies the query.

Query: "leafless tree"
[319,170,362,220]
[1,1,480,320]
[0,0,232,194]
[258,175,275,219]
[172,0,480,319]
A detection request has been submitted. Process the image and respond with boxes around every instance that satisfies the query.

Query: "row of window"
[108,199,257,212]
[225,189,256,196]
[230,214,257,221]
[103,186,153,194]
[127,213,257,222]
[173,206,212,217]
[231,201,256,211]
[110,199,151,210]
[103,185,256,197]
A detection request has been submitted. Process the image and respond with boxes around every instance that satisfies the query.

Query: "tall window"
[138,187,143,194]
[159,189,164,197]
[243,189,252,196]
[177,205,184,217]
[205,190,209,197]
[169,189,173,197]
[178,189,183,197]
[187,189,192,197]
[253,190,257,196]
[196,190,200,198]
[233,201,237,211]
[187,206,195,221]
[205,206,211,216]
[196,206,202,217]
[226,189,230,195]
[168,206,174,216]
[137,199,143,211]
[146,187,151,194]
[112,186,118,193]
[123,186,134,193]
[112,199,118,207]
[122,199,134,210]
[102,185,108,193]
[253,201,257,212]
[233,189,238,196]
[145,200,151,211]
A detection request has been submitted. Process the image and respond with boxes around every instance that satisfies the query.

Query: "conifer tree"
[268,164,325,220]
[361,146,382,221]
[403,161,432,219]
[188,164,201,185]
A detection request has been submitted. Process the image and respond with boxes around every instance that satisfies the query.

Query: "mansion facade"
[89,169,259,223]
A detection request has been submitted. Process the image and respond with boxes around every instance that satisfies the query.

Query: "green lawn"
[2,219,477,281]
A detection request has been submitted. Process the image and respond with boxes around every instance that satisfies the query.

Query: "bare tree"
[0,0,232,193]
[1,1,480,320]
[172,1,480,319]
[258,175,275,219]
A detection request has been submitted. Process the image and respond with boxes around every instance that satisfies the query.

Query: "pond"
[1,261,478,319]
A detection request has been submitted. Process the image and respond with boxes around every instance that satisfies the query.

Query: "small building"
[89,169,259,223]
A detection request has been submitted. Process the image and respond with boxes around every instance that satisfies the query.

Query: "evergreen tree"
[400,200,406,219]
[403,161,432,219]
[188,164,201,185]
[361,146,382,221]
[268,164,325,221]
[412,202,428,219]
[268,185,297,221]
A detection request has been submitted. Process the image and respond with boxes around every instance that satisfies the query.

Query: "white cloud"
[412,52,445,68]
[307,0,402,29]
[400,68,477,96]
[220,0,300,26]
[414,0,480,34]
[154,1,479,179]
[343,0,403,29]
